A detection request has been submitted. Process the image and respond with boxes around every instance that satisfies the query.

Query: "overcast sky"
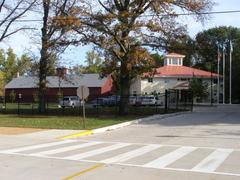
[2,0,240,66]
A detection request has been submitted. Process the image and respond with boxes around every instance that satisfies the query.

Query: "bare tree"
[38,0,81,113]
[0,0,37,42]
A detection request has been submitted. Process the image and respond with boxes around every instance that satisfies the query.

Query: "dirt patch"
[0,127,45,135]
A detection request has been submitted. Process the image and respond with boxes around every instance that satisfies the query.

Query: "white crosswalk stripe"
[30,141,102,156]
[192,148,233,172]
[102,144,161,163]
[63,143,130,160]
[0,140,76,154]
[144,146,197,169]
[0,140,239,177]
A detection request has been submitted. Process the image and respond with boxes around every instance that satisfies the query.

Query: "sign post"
[77,86,89,129]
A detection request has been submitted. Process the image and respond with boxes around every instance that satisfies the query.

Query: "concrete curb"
[59,111,191,140]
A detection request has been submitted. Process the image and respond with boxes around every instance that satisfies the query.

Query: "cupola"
[164,53,185,66]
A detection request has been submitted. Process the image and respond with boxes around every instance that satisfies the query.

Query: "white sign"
[77,86,89,100]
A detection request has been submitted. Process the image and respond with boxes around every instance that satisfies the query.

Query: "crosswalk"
[0,140,239,177]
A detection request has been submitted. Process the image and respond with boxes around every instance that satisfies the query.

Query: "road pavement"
[0,104,239,180]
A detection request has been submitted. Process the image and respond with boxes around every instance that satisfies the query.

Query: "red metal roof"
[144,65,218,78]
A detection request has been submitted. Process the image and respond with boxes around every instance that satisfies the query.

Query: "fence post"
[191,91,194,112]
[46,95,48,115]
[164,90,168,113]
[176,90,179,111]
[4,96,6,114]
[31,98,34,115]
[115,95,118,116]
[17,97,20,115]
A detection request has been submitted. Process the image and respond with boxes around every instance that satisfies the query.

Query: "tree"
[189,77,208,101]
[151,53,164,67]
[0,70,4,96]
[9,90,16,103]
[0,0,37,42]
[68,65,85,75]
[195,26,240,103]
[0,48,32,95]
[29,53,58,76]
[167,35,196,66]
[3,48,17,83]
[73,0,213,115]
[38,0,81,113]
[84,50,103,73]
[0,48,32,81]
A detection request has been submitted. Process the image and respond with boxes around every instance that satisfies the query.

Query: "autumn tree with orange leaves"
[71,0,213,115]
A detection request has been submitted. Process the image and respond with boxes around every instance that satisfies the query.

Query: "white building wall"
[141,77,185,94]
[130,77,189,95]
[129,77,142,95]
[130,76,217,102]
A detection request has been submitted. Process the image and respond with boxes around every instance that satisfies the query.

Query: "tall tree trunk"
[39,0,50,113]
[119,62,130,115]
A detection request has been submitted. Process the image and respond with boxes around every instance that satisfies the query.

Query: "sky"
[1,0,240,66]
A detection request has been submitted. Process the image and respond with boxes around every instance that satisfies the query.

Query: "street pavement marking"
[63,163,104,180]
[59,130,93,140]
[102,144,162,164]
[1,140,239,177]
[1,140,76,154]
[144,147,197,169]
[63,143,130,160]
[114,162,240,177]
[30,141,102,156]
[192,148,233,172]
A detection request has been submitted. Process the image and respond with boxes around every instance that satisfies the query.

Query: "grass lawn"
[0,114,138,130]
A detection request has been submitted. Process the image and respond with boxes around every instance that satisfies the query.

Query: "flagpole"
[217,44,220,104]
[229,40,232,104]
[223,43,225,104]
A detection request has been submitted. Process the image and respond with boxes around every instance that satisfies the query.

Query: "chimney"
[16,72,20,78]
[56,67,67,79]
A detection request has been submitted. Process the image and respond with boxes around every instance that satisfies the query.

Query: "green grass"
[0,114,138,130]
[0,102,189,130]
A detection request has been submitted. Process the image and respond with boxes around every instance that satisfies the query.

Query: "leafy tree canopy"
[71,0,213,114]
[195,26,240,102]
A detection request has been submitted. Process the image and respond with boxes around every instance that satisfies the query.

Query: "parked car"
[129,96,137,105]
[155,95,165,106]
[90,97,109,107]
[59,96,81,108]
[106,95,120,106]
[140,95,156,106]
[129,96,142,106]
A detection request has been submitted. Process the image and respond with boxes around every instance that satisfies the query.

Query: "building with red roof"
[130,53,219,101]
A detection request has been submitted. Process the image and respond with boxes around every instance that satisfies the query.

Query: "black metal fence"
[0,90,193,116]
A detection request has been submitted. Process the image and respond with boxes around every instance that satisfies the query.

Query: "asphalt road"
[0,104,239,180]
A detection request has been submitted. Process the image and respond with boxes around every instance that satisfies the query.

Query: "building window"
[148,78,153,83]
[178,78,190,81]
[172,58,178,65]
[132,91,137,96]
